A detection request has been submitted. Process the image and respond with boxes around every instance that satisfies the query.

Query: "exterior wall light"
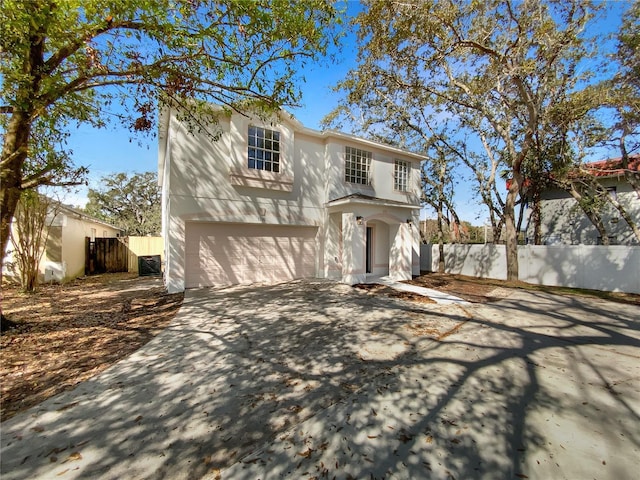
[406,218,413,225]
[356,216,364,225]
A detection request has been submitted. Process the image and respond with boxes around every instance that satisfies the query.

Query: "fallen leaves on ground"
[354,284,436,304]
[1,273,183,421]
[407,274,504,303]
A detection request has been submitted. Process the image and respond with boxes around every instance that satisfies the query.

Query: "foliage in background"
[85,172,160,236]
[607,0,640,191]
[325,0,631,279]
[0,0,341,263]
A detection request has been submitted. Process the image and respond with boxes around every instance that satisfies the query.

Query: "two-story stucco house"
[159,106,424,294]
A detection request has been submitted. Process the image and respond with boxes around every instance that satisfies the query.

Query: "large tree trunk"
[504,173,521,281]
[516,197,526,243]
[0,1,44,271]
[530,191,543,245]
[1,4,45,321]
[0,113,29,321]
[437,200,445,273]
[449,209,463,244]
[1,112,31,268]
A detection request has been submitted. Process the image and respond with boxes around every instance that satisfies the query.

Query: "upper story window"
[394,159,410,192]
[345,146,372,185]
[248,125,280,173]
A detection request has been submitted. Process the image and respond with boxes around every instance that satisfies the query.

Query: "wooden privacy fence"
[85,236,164,276]
[85,237,128,275]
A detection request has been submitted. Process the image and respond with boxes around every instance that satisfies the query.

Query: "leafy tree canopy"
[0,0,341,259]
[85,171,160,236]
[325,0,608,279]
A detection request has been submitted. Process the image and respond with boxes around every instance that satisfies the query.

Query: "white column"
[389,222,412,281]
[411,211,420,276]
[341,212,366,285]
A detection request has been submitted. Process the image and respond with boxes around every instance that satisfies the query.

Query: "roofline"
[157,102,426,167]
[280,111,425,161]
[325,196,420,210]
[585,154,640,178]
[158,108,170,187]
[51,199,123,231]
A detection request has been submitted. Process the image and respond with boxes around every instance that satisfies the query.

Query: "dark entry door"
[366,226,373,274]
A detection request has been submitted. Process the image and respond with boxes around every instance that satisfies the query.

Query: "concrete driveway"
[1,279,638,479]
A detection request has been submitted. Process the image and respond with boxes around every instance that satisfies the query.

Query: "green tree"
[85,171,161,236]
[329,0,602,280]
[541,0,640,246]
[8,191,57,292]
[0,0,340,263]
[608,0,640,194]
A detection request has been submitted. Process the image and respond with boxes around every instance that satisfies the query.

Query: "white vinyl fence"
[420,244,640,294]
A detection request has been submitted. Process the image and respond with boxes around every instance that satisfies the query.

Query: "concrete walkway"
[1,279,638,480]
[370,275,469,305]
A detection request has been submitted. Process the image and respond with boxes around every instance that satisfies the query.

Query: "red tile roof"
[585,154,640,178]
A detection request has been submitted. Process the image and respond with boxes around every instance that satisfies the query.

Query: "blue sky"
[62,0,628,224]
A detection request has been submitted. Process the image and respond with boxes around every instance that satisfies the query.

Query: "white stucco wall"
[530,178,639,245]
[160,107,424,292]
[323,140,421,205]
[421,243,640,294]
[57,213,120,281]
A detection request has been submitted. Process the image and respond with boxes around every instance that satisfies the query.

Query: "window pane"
[248,126,282,172]
[394,160,409,191]
[345,146,371,184]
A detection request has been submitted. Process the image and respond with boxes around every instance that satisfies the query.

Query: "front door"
[366,226,373,274]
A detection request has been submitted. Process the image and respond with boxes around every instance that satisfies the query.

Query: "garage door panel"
[185,223,317,289]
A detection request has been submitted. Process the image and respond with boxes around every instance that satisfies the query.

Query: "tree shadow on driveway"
[1,280,638,480]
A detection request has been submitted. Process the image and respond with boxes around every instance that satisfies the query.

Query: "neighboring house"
[529,155,640,245]
[159,107,424,293]
[4,200,123,283]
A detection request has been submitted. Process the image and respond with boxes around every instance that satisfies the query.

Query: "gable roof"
[47,197,123,232]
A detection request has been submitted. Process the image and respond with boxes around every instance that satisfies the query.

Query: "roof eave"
[325,197,420,209]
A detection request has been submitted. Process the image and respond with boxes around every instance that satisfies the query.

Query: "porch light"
[356,216,364,225]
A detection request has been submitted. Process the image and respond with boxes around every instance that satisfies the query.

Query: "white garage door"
[185,223,318,288]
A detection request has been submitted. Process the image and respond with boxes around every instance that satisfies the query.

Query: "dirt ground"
[354,283,438,304]
[0,273,183,421]
[1,272,637,423]
[408,272,640,305]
